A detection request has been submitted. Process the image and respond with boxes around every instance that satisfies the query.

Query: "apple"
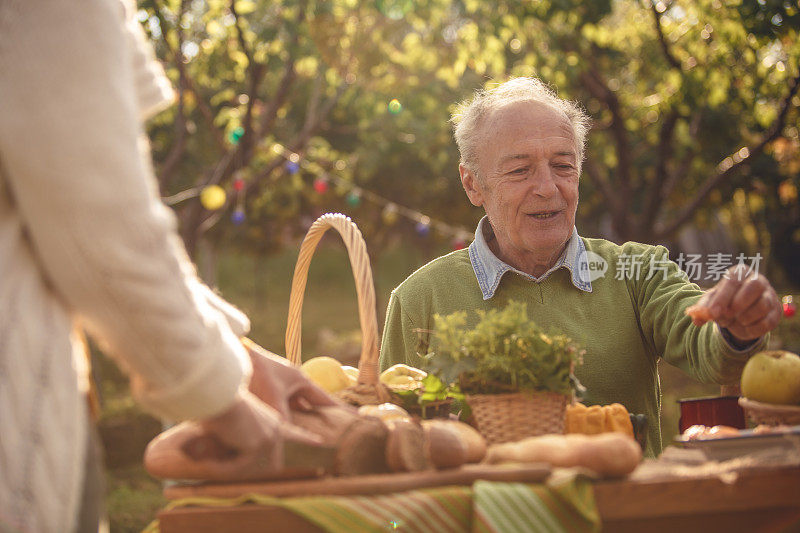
[741,350,800,405]
[300,356,351,393]
[341,365,359,387]
[380,364,427,390]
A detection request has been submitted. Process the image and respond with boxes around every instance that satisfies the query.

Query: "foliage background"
[100,0,800,529]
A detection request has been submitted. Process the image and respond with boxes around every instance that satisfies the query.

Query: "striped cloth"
[146,474,599,533]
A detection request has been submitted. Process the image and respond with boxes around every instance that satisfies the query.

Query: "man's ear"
[460,164,484,207]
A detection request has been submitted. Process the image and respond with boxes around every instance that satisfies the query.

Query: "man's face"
[460,100,580,274]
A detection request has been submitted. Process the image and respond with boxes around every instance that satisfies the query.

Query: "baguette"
[485,432,641,477]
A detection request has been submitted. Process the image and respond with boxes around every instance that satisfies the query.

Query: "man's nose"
[529,164,559,197]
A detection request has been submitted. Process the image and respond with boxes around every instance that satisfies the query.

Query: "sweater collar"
[468,216,593,300]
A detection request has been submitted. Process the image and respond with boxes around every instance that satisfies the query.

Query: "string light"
[388,98,403,114]
[415,216,431,236]
[228,126,244,145]
[313,177,329,194]
[223,141,474,243]
[382,203,399,225]
[784,295,796,318]
[199,185,226,210]
[231,208,246,225]
[346,188,362,207]
[285,161,300,174]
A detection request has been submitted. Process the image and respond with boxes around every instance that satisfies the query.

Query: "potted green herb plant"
[422,300,584,444]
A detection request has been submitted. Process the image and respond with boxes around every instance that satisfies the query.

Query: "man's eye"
[509,167,528,175]
[554,164,574,170]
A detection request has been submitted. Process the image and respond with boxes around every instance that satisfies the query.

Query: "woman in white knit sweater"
[0,1,333,531]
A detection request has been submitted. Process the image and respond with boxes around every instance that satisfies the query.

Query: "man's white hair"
[451,77,591,176]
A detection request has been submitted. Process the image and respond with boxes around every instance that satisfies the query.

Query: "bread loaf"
[485,432,641,477]
[422,419,487,464]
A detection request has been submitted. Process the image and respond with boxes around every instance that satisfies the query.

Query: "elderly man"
[379,77,782,457]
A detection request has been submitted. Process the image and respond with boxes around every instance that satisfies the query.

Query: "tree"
[142,0,800,282]
[437,0,799,247]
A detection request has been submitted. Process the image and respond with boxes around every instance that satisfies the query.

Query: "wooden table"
[158,465,800,532]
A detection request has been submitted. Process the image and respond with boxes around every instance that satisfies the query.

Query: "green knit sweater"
[379,238,766,456]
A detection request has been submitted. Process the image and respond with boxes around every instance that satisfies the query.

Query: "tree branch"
[650,2,682,70]
[229,0,253,64]
[184,75,227,149]
[156,0,189,188]
[641,109,679,232]
[247,82,347,195]
[661,111,701,205]
[583,156,628,239]
[256,5,305,140]
[148,0,225,150]
[579,67,634,210]
[655,71,800,239]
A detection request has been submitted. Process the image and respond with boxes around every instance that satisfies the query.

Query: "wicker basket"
[739,397,800,426]
[467,391,568,445]
[285,213,394,406]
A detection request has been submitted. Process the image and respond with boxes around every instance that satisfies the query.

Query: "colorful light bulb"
[346,189,362,207]
[783,295,796,318]
[313,178,329,194]
[388,98,402,114]
[285,161,300,174]
[228,126,245,145]
[199,185,226,210]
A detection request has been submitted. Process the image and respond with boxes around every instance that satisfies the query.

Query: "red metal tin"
[678,395,746,433]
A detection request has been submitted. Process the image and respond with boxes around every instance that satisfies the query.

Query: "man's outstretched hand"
[692,264,781,343]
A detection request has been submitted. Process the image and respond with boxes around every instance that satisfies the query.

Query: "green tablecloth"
[146,472,600,533]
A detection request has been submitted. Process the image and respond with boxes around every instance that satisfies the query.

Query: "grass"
[105,465,166,533]
[212,237,433,362]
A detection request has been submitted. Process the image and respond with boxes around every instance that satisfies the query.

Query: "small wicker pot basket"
[466,391,568,445]
[739,397,800,426]
[286,213,394,407]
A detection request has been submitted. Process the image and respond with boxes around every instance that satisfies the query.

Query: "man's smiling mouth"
[528,210,562,220]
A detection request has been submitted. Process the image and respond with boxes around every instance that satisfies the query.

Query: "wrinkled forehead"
[480,100,575,143]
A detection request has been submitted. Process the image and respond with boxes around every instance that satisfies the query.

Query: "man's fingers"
[737,291,779,327]
[727,305,781,341]
[729,278,766,316]
[706,265,753,319]
[705,275,737,318]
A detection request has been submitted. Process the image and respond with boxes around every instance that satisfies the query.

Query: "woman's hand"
[243,338,341,417]
[194,389,324,478]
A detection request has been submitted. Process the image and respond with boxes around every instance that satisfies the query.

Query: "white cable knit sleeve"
[0,0,250,421]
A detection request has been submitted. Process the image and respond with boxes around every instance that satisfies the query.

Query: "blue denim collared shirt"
[467,216,592,300]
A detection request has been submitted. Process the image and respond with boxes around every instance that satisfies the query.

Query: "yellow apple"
[380,364,427,391]
[300,356,350,393]
[341,365,359,387]
[741,350,800,405]
[380,364,426,382]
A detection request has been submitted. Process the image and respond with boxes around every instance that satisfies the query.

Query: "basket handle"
[285,213,380,386]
